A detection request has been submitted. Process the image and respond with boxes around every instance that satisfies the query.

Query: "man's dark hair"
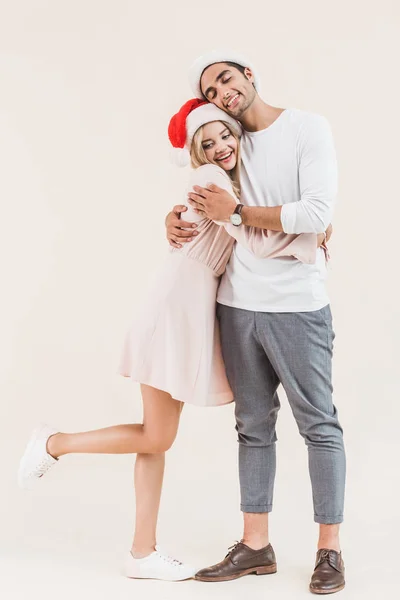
[224,62,255,89]
[224,61,247,76]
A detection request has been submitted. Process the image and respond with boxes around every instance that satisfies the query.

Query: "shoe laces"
[33,456,53,478]
[317,549,337,566]
[155,551,183,567]
[225,540,241,558]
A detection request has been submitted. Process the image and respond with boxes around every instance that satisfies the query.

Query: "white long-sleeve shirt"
[217,108,337,312]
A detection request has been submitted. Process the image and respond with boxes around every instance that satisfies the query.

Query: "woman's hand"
[166,205,198,249]
[316,224,333,247]
[325,223,333,242]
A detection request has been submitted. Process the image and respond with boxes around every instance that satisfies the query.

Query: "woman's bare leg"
[132,385,183,556]
[47,386,182,458]
[131,453,166,556]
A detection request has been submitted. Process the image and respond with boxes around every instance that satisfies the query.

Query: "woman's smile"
[200,121,238,171]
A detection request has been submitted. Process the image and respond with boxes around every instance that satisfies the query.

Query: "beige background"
[1,1,399,598]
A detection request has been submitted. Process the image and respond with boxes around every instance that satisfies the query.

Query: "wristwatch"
[230,204,244,227]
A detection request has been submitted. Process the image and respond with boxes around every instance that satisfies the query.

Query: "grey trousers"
[217,303,346,524]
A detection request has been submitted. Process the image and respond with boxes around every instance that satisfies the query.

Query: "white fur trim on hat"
[189,49,261,99]
[185,103,242,149]
[169,147,191,167]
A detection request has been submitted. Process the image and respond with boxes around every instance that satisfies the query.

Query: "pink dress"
[119,164,318,407]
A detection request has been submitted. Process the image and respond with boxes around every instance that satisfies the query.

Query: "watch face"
[230,213,242,226]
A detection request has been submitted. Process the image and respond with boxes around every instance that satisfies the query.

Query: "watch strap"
[233,203,244,216]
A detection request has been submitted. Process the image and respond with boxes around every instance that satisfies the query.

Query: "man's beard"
[227,89,256,119]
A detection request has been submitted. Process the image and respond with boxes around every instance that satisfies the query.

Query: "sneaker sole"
[195,563,277,582]
[125,573,195,581]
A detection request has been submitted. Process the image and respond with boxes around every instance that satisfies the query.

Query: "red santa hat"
[168,98,242,167]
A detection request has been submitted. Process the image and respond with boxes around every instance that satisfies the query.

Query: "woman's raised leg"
[18,385,182,491]
[46,385,182,458]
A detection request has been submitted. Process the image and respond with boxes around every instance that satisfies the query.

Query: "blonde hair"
[190,121,241,198]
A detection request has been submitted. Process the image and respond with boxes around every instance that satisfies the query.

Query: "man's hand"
[166,205,198,249]
[188,184,237,222]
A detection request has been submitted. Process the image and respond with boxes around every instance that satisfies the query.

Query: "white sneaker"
[124,546,196,581]
[18,424,59,490]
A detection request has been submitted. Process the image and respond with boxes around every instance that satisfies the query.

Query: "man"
[166,50,346,594]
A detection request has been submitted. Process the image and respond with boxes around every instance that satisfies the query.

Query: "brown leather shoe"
[195,542,277,582]
[309,549,345,594]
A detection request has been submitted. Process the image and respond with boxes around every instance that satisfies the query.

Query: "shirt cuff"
[280,204,295,234]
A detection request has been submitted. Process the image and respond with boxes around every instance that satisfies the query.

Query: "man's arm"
[187,185,284,230]
[280,114,337,233]
[187,114,337,234]
[240,205,283,230]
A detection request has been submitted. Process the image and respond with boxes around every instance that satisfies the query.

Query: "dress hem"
[119,372,234,408]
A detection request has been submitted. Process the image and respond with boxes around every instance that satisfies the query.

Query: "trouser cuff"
[314,514,344,524]
[241,504,273,514]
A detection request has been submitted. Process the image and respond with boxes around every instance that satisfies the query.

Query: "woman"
[18,99,326,581]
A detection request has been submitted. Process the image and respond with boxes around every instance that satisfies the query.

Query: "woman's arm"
[224,223,319,263]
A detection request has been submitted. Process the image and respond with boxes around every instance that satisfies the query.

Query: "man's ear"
[244,67,254,83]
